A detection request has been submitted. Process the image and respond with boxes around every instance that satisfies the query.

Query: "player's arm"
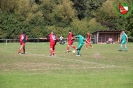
[119,34,122,43]
[74,35,79,38]
[40,37,47,40]
[85,39,89,44]
[40,35,50,40]
[72,35,77,40]
[126,35,128,42]
[26,36,28,41]
[19,36,22,44]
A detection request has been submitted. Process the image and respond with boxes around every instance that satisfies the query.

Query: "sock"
[18,49,22,53]
[77,50,80,55]
[52,50,54,55]
[66,46,70,51]
[125,47,128,51]
[90,44,92,47]
[86,44,88,48]
[23,48,25,53]
[50,49,53,55]
[120,46,122,50]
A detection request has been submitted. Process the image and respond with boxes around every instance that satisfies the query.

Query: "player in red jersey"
[66,30,76,52]
[48,32,57,56]
[86,33,93,49]
[18,31,28,54]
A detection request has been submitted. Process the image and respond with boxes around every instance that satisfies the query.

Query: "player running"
[48,32,57,56]
[86,33,93,49]
[66,30,76,52]
[18,31,28,55]
[75,34,89,56]
[119,30,128,51]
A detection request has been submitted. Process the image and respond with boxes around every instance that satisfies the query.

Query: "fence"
[0,38,95,45]
[0,38,67,45]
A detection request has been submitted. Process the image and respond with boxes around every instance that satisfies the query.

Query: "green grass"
[0,42,133,88]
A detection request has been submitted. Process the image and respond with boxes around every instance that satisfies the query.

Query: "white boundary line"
[25,53,127,69]
[0,49,131,69]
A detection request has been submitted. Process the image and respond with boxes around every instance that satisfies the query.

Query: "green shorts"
[77,44,83,50]
[121,40,127,44]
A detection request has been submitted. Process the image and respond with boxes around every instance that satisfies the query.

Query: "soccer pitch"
[0,43,133,88]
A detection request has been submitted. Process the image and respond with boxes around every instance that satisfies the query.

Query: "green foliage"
[70,18,89,36]
[96,0,133,37]
[126,12,133,36]
[53,0,76,27]
[88,18,109,32]
[0,0,133,39]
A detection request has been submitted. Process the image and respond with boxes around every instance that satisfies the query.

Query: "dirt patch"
[92,52,101,59]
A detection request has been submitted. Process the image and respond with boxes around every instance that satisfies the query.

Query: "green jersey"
[76,35,86,45]
[121,33,127,41]
[120,33,127,44]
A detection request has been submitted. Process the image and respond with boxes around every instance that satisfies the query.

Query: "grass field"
[0,42,133,88]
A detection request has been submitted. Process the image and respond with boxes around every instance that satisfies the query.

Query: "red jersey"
[49,33,57,44]
[68,32,74,42]
[86,34,91,42]
[67,32,74,45]
[20,34,28,43]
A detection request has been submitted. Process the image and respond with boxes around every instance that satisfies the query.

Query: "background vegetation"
[0,0,133,38]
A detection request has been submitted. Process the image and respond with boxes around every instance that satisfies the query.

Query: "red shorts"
[68,41,73,45]
[50,43,56,48]
[20,42,25,46]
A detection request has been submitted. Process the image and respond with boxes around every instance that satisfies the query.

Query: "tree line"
[0,0,132,39]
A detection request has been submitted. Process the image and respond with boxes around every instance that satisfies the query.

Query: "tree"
[71,0,107,20]
[53,0,76,27]
[126,11,133,37]
[96,0,131,30]
[0,0,17,13]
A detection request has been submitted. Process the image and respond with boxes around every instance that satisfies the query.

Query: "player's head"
[87,33,90,35]
[51,32,54,34]
[69,30,72,33]
[121,30,125,34]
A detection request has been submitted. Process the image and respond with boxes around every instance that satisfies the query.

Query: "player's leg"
[89,43,93,48]
[50,47,54,56]
[18,42,24,54]
[119,40,124,51]
[18,45,23,54]
[124,44,128,51]
[124,42,128,51]
[71,44,76,49]
[77,49,80,56]
[23,43,25,53]
[66,44,70,52]
[53,44,55,55]
[119,44,122,51]
[50,48,52,56]
[76,44,83,56]
[50,44,54,56]
[86,42,88,49]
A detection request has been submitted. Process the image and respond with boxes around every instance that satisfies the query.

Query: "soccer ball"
[72,50,76,53]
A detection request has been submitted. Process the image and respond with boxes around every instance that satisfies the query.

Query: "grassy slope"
[0,43,133,88]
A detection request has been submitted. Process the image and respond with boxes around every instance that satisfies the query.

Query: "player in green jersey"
[75,34,89,56]
[119,30,128,51]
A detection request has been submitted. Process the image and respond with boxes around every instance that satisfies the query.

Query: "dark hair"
[23,31,26,34]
